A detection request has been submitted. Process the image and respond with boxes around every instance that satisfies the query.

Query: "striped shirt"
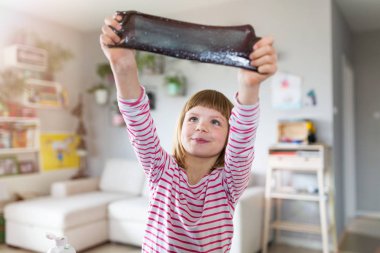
[118,88,259,253]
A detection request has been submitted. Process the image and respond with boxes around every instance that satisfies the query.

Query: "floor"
[0,243,320,253]
[340,233,380,253]
[0,233,379,253]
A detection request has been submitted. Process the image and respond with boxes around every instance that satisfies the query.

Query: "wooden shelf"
[0,117,40,123]
[271,221,321,234]
[270,192,321,201]
[262,144,337,253]
[270,166,320,172]
[269,156,322,170]
[0,147,39,155]
[0,117,40,176]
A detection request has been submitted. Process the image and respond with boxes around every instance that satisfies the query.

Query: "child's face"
[181,106,228,161]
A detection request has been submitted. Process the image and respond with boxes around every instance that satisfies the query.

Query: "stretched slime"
[111,11,260,71]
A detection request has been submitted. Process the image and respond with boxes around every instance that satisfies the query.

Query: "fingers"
[100,15,123,46]
[252,53,277,68]
[257,63,277,75]
[249,36,277,74]
[254,36,274,50]
[101,24,120,45]
[112,13,123,21]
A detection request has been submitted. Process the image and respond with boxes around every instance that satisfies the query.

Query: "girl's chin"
[184,150,221,159]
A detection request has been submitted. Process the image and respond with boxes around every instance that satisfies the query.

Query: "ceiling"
[335,0,380,32]
[0,0,236,32]
[0,0,380,33]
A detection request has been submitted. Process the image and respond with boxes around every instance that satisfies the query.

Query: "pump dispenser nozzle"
[46,233,76,253]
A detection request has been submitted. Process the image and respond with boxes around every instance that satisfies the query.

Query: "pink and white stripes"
[118,89,259,252]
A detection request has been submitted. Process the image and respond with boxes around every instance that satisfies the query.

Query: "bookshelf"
[262,144,337,253]
[0,117,40,176]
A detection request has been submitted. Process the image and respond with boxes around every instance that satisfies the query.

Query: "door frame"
[342,54,357,224]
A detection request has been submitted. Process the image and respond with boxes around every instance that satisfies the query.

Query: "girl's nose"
[196,121,208,132]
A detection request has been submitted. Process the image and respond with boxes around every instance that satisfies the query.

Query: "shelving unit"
[0,117,40,176]
[262,144,337,253]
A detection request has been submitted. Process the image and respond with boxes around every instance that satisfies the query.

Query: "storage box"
[278,120,316,144]
[3,44,47,72]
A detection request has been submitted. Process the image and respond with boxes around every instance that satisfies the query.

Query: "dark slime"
[111,11,261,71]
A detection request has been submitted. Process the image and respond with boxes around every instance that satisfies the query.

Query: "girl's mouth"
[192,138,209,144]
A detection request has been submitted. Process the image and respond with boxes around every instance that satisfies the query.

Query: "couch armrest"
[231,186,265,253]
[50,177,100,197]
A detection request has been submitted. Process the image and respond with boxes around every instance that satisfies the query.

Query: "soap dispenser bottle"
[46,233,76,253]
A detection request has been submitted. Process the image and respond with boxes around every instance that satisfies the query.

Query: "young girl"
[100,14,277,253]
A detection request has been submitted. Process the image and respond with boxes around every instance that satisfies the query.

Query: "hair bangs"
[185,90,233,120]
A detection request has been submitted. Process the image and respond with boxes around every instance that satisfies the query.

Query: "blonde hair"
[173,90,234,169]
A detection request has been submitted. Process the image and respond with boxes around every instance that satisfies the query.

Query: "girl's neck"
[184,155,217,185]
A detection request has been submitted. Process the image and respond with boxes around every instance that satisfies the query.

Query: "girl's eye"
[211,119,221,126]
[189,116,198,122]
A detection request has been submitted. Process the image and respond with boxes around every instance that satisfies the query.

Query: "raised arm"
[100,14,171,183]
[100,14,141,100]
[224,37,277,203]
[237,37,277,105]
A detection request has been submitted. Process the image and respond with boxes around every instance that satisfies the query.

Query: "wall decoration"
[34,37,74,80]
[40,133,80,171]
[3,44,48,72]
[136,51,165,74]
[24,79,68,108]
[87,63,113,105]
[305,89,317,106]
[7,29,74,81]
[18,160,37,174]
[0,156,18,176]
[164,72,187,96]
[271,71,302,110]
[110,100,124,127]
[147,90,156,110]
[0,69,26,108]
[70,94,89,179]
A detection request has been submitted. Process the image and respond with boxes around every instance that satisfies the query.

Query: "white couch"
[4,159,264,253]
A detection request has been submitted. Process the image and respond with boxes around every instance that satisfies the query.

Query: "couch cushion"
[108,197,149,223]
[99,159,145,195]
[4,191,130,229]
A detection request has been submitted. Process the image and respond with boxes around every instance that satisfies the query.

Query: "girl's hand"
[238,37,277,88]
[99,14,141,99]
[100,15,137,72]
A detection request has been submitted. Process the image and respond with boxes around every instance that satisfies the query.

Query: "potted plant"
[96,63,113,84]
[0,69,26,114]
[136,52,165,74]
[87,63,113,105]
[34,38,74,80]
[87,83,108,105]
[164,73,187,96]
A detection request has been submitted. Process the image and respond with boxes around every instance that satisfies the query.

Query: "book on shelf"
[0,122,37,149]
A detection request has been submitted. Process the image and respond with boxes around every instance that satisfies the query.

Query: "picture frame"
[23,79,68,108]
[0,156,18,176]
[18,160,37,174]
[40,132,80,171]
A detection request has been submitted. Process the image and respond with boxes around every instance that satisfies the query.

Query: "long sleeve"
[117,87,171,183]
[223,94,260,204]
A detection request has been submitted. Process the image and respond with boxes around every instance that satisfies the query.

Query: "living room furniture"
[5,158,264,253]
[261,144,337,253]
